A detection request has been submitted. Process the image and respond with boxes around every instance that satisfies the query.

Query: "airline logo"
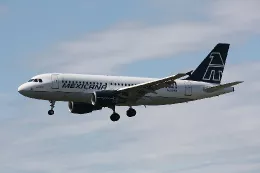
[202,52,224,82]
[62,82,107,90]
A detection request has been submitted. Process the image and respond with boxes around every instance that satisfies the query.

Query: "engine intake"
[68,102,102,114]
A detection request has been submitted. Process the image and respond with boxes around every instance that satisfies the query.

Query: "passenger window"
[39,79,43,83]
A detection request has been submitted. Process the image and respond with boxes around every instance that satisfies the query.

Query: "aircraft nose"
[18,84,27,96]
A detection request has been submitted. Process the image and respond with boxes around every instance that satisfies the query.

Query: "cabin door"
[51,74,59,89]
[185,81,192,96]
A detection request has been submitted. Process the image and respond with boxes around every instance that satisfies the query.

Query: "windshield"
[28,79,43,82]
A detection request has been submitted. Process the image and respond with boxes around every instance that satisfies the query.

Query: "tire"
[48,110,54,115]
[126,108,136,117]
[110,113,120,121]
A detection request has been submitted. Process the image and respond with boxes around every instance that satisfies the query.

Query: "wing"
[116,73,187,103]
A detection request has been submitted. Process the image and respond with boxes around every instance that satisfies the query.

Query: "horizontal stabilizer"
[204,81,243,93]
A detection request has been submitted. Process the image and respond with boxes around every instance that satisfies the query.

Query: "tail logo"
[202,52,225,82]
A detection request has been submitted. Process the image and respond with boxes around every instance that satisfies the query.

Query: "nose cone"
[18,84,28,96]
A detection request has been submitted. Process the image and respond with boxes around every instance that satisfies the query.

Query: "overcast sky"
[1,0,260,173]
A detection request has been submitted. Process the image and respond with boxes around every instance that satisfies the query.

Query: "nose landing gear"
[48,110,54,115]
[48,100,55,115]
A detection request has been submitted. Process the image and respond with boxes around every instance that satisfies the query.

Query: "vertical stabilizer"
[185,43,230,84]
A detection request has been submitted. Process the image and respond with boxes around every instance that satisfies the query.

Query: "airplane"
[18,43,243,122]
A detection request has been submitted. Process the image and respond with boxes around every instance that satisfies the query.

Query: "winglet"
[186,70,193,77]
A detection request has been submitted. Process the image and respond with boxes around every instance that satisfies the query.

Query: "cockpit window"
[28,78,43,82]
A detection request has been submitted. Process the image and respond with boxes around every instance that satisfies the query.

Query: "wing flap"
[118,73,186,92]
[204,81,243,93]
[116,73,187,102]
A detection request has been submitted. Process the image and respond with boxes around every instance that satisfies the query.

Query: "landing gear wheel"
[48,110,54,115]
[126,108,136,117]
[48,100,56,115]
[110,113,120,122]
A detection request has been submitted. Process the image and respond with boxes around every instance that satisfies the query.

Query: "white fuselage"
[18,73,234,106]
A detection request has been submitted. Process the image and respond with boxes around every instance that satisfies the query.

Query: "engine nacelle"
[91,90,119,107]
[68,102,102,114]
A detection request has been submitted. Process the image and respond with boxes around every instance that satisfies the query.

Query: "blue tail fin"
[185,43,230,84]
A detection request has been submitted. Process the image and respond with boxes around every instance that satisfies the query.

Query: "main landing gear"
[109,105,120,122]
[48,100,55,115]
[109,106,136,122]
[126,107,136,117]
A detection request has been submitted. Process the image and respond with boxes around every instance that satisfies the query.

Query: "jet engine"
[68,102,102,114]
[91,90,121,107]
